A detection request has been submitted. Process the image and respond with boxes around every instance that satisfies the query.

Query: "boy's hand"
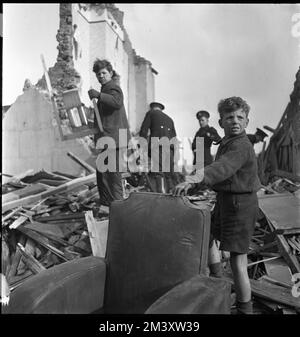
[173,182,193,196]
[88,89,100,100]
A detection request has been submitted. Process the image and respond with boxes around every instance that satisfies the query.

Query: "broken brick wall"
[36,3,81,118]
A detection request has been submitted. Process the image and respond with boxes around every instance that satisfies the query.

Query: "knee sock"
[236,300,253,314]
[209,262,223,278]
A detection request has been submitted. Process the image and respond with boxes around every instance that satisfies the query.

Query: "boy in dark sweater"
[174,97,261,314]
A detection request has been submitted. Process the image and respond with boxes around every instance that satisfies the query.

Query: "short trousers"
[210,191,258,254]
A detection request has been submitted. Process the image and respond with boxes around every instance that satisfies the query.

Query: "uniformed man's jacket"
[94,80,131,148]
[192,125,221,151]
[192,125,221,166]
[203,132,261,193]
[139,109,177,141]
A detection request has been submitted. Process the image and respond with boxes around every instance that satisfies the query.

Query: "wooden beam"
[9,270,33,291]
[263,125,276,133]
[67,151,96,173]
[250,278,300,309]
[9,215,29,230]
[271,169,300,183]
[17,243,46,274]
[17,226,70,262]
[7,236,26,281]
[2,206,23,223]
[276,234,300,274]
[2,173,96,213]
[40,54,65,141]
[3,169,34,185]
[85,211,108,258]
[92,98,104,132]
[34,212,86,223]
[62,127,98,141]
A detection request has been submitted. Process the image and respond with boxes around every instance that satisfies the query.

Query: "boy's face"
[198,116,209,128]
[219,108,249,137]
[96,67,113,85]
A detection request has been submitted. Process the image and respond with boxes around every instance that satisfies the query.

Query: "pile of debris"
[223,180,299,314]
[1,150,173,293]
[1,154,111,292]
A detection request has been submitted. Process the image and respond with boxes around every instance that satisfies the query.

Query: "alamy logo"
[94,129,205,173]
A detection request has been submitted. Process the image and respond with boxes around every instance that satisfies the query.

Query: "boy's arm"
[203,142,249,186]
[99,87,123,110]
[185,142,249,185]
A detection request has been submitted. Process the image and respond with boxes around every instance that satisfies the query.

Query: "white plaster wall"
[72,5,91,107]
[102,22,129,118]
[72,6,130,118]
[2,88,93,176]
[70,5,155,133]
[127,54,137,132]
[134,63,148,131]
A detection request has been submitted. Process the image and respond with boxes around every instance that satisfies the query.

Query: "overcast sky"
[3,3,300,156]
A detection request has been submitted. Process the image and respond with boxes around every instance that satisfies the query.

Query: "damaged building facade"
[3,3,157,175]
[38,3,157,132]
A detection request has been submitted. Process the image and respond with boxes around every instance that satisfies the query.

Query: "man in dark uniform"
[247,128,268,146]
[139,102,177,193]
[192,110,222,168]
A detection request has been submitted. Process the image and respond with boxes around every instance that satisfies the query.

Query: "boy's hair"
[218,97,250,118]
[93,59,114,74]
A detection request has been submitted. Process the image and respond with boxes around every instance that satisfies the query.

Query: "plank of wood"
[85,211,108,258]
[7,236,26,281]
[9,215,30,230]
[40,54,64,141]
[271,169,300,183]
[37,231,90,256]
[276,234,300,274]
[34,213,86,223]
[67,151,96,173]
[281,228,300,236]
[258,275,292,289]
[2,183,49,203]
[259,194,300,231]
[17,243,46,274]
[2,173,96,213]
[3,169,34,185]
[17,238,39,275]
[287,237,300,252]
[9,270,33,291]
[264,258,293,286]
[63,127,98,140]
[25,221,66,238]
[247,256,280,267]
[92,98,104,132]
[17,226,70,262]
[2,206,23,223]
[250,279,300,309]
[34,179,68,187]
[263,125,276,133]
